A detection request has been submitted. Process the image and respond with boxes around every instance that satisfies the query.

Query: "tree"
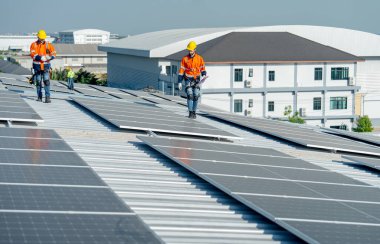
[284,105,305,124]
[353,115,373,132]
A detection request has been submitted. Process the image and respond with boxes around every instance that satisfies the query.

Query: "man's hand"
[178,83,182,91]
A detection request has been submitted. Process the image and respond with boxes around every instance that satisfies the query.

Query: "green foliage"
[51,68,67,81]
[284,105,305,124]
[50,68,107,86]
[353,115,373,132]
[284,105,292,116]
[75,68,107,86]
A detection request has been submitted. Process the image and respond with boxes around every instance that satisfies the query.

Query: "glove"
[49,56,55,60]
[178,83,182,91]
[178,75,184,83]
[41,56,47,62]
[201,71,207,76]
[34,55,41,61]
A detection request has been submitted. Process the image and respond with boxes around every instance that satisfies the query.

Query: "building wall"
[201,94,230,112]
[297,63,324,87]
[324,119,353,130]
[326,63,355,87]
[0,36,55,51]
[266,64,294,88]
[324,91,353,116]
[265,92,294,117]
[297,91,324,117]
[107,53,160,89]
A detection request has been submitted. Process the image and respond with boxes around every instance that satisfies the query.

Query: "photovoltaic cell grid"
[0,72,28,81]
[207,112,380,157]
[343,155,380,171]
[90,85,146,102]
[121,89,181,106]
[0,77,34,88]
[0,127,162,244]
[72,97,239,139]
[322,127,380,147]
[0,90,43,123]
[139,135,380,244]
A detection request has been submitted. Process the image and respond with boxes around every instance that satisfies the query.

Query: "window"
[330,97,347,110]
[331,67,349,80]
[72,58,78,62]
[234,69,243,82]
[268,71,275,81]
[330,125,347,130]
[248,68,253,77]
[234,99,243,113]
[165,66,171,76]
[171,65,178,75]
[248,99,253,108]
[268,101,274,112]
[314,68,323,80]
[313,97,321,110]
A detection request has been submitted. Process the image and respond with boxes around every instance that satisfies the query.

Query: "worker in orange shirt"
[178,41,207,119]
[30,30,56,103]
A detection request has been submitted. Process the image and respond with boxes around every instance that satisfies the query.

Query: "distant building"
[11,44,107,73]
[58,29,110,44]
[100,26,380,130]
[0,35,55,52]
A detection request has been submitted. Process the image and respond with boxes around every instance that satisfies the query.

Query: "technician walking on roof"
[30,30,56,103]
[178,41,207,119]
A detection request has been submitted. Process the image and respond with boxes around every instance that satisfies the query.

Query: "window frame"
[268,101,275,112]
[314,67,323,80]
[268,71,275,81]
[330,97,347,110]
[331,67,349,80]
[313,97,322,110]
[234,68,243,82]
[234,99,243,113]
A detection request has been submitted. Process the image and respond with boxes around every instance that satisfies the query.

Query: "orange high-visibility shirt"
[178,53,206,79]
[30,40,56,70]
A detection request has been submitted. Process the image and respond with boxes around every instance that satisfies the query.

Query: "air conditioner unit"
[299,107,306,117]
[348,76,355,86]
[245,80,252,88]
[245,108,253,116]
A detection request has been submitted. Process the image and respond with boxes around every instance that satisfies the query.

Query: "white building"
[100,26,380,129]
[0,35,55,52]
[58,29,110,44]
[11,44,107,73]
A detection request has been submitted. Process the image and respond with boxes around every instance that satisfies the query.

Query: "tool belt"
[185,76,201,88]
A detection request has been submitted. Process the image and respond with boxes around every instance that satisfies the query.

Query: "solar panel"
[0,91,43,123]
[0,213,162,244]
[121,89,181,106]
[322,127,380,147]
[343,155,380,171]
[5,85,34,92]
[0,78,34,88]
[0,72,28,81]
[207,112,380,157]
[90,85,147,102]
[139,135,380,244]
[74,85,113,98]
[72,97,239,139]
[0,127,162,243]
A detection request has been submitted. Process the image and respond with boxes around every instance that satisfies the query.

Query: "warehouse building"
[58,29,110,44]
[100,26,380,129]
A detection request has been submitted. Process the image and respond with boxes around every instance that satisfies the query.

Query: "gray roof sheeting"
[166,32,362,63]
[54,44,105,56]
[0,60,30,75]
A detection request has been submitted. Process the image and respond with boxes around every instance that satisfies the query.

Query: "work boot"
[188,111,192,118]
[192,111,197,119]
[45,96,51,103]
[36,96,42,102]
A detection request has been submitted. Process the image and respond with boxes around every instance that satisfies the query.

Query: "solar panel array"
[207,111,380,157]
[72,97,238,139]
[0,77,34,88]
[121,89,180,106]
[0,90,43,123]
[322,127,380,147]
[0,127,162,244]
[343,155,380,171]
[139,135,380,244]
[90,85,145,102]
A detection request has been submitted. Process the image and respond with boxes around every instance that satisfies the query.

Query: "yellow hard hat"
[37,30,47,39]
[186,41,197,51]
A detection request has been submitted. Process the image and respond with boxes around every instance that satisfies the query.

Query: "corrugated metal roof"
[54,44,105,56]
[6,94,378,243]
[166,32,362,63]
